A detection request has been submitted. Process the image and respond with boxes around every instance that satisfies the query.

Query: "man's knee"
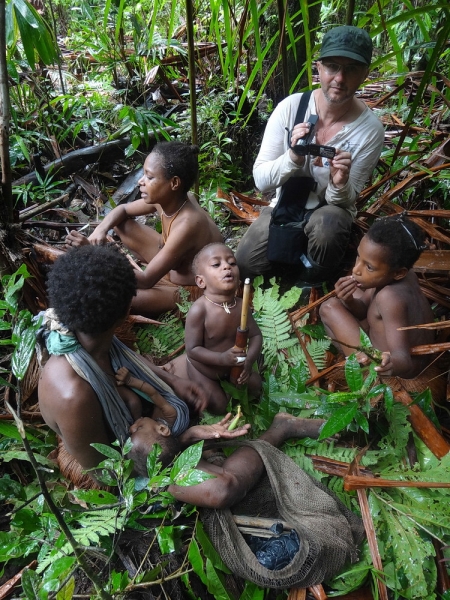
[306,206,352,245]
[235,207,272,279]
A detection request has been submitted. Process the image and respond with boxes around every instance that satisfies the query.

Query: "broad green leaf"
[359,329,372,350]
[239,581,266,600]
[56,576,75,600]
[172,468,215,487]
[2,450,55,468]
[43,557,76,587]
[70,489,119,505]
[384,385,394,414]
[12,326,37,380]
[91,443,122,460]
[157,525,176,554]
[318,403,358,440]
[170,441,204,480]
[12,508,41,532]
[21,568,41,600]
[188,538,207,585]
[205,558,234,600]
[354,411,370,434]
[195,521,230,573]
[345,355,363,392]
[0,420,42,444]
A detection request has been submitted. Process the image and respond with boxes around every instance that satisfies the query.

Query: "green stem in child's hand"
[328,337,383,364]
[228,405,243,430]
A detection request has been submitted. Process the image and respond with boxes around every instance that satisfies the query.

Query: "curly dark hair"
[47,245,137,334]
[366,215,427,270]
[152,141,199,193]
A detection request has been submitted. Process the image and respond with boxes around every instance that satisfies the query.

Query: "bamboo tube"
[240,278,251,331]
[394,389,450,458]
[230,278,251,385]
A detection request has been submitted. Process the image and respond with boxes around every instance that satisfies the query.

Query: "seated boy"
[320,215,435,379]
[184,243,263,414]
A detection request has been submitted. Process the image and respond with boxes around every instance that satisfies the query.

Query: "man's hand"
[66,230,91,248]
[288,121,310,166]
[329,149,352,188]
[335,275,357,303]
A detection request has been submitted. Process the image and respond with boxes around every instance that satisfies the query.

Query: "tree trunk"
[0,0,14,224]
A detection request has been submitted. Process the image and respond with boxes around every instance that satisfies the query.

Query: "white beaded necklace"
[204,295,237,314]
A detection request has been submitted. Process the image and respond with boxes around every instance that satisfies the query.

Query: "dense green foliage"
[2,0,450,596]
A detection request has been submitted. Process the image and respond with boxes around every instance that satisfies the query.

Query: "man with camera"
[236,26,384,285]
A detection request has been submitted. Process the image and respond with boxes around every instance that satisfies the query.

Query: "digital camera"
[290,115,336,160]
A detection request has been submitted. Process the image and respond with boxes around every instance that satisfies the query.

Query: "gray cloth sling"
[35,310,190,441]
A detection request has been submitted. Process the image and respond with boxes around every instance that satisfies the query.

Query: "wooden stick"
[398,320,450,331]
[287,589,306,600]
[289,289,336,322]
[410,342,450,355]
[308,584,328,600]
[344,474,450,491]
[232,515,293,530]
[357,488,389,600]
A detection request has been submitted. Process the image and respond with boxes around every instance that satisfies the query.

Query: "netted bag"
[200,440,364,589]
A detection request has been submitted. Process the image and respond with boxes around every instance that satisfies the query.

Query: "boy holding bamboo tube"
[182,243,263,414]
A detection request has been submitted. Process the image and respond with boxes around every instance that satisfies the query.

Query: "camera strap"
[273,91,316,224]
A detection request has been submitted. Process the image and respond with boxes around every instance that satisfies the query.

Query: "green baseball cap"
[319,26,372,65]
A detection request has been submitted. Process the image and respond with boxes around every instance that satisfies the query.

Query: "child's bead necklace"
[204,295,237,314]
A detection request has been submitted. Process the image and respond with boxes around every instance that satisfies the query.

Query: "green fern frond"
[135,313,185,357]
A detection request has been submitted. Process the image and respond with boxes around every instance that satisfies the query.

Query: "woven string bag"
[200,439,365,589]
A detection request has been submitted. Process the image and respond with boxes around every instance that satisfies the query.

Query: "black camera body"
[290,115,336,160]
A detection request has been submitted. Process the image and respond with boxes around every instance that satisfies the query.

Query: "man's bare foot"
[263,412,325,443]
